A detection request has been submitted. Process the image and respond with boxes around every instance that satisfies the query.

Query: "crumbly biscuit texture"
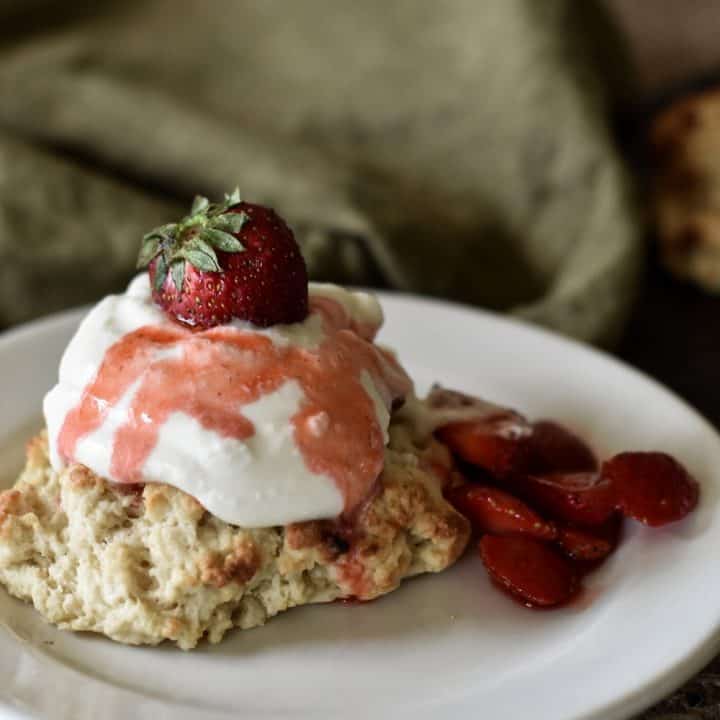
[0,428,468,649]
[650,88,720,290]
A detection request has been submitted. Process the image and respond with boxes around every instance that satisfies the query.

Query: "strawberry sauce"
[57,297,411,515]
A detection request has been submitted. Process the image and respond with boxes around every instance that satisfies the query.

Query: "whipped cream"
[44,274,411,527]
[398,386,531,440]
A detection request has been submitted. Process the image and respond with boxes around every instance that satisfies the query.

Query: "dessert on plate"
[0,191,700,649]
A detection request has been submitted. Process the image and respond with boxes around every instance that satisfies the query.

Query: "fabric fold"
[0,0,640,344]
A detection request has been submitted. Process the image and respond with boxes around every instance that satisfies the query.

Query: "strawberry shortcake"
[0,191,699,648]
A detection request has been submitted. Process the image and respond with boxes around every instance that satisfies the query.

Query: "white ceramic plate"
[0,294,718,720]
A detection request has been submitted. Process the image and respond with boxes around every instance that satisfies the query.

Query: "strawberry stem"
[137,189,248,293]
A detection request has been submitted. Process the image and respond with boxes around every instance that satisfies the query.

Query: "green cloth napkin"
[0,0,639,345]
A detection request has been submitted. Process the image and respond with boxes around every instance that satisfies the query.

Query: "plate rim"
[0,295,718,720]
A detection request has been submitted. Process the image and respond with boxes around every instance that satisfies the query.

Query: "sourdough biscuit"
[650,88,720,290]
[0,427,469,649]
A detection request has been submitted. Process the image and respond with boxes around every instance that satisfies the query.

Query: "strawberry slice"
[446,484,557,540]
[556,515,621,562]
[527,421,597,474]
[512,472,616,527]
[437,413,532,477]
[479,535,579,607]
[602,452,699,527]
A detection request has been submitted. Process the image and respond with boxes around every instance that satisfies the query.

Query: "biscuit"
[650,88,720,290]
[0,427,469,649]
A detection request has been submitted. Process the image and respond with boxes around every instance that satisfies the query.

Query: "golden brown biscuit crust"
[0,426,469,649]
[650,88,720,290]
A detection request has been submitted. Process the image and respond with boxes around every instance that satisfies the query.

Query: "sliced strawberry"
[556,515,621,561]
[512,472,616,527]
[479,535,579,607]
[446,484,557,540]
[527,421,597,474]
[437,413,531,477]
[602,452,699,527]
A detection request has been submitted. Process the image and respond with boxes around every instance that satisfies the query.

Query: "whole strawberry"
[136,189,308,328]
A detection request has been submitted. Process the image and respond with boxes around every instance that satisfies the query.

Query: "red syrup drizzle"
[57,296,411,515]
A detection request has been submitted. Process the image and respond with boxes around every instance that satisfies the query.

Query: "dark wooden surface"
[618,252,720,428]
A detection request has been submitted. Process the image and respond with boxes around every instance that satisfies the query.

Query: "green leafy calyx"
[136,188,247,293]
